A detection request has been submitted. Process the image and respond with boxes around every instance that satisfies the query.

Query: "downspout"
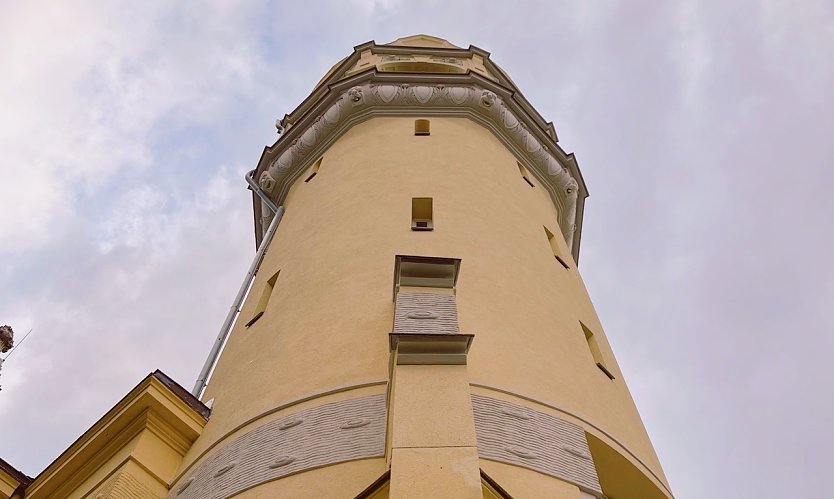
[192,170,284,398]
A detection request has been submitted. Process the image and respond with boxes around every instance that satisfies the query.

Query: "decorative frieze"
[258,81,580,252]
[394,292,460,336]
[471,394,602,496]
[170,394,386,499]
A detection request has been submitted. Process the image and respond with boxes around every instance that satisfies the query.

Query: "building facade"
[4,35,672,499]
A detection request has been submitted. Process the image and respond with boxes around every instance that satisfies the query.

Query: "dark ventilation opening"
[414,119,431,136]
[411,198,434,231]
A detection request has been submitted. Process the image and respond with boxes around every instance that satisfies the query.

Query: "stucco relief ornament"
[259,171,276,192]
[0,325,12,353]
[480,90,496,108]
[260,82,581,252]
[347,86,364,105]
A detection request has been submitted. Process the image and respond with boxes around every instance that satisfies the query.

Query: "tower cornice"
[283,41,559,143]
[255,70,588,262]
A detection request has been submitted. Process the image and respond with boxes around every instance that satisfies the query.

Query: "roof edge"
[25,370,209,498]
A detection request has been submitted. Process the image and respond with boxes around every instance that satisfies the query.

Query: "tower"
[6,35,673,499]
[182,34,672,499]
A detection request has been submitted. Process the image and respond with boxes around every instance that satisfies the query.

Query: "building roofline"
[25,370,209,497]
[0,456,32,495]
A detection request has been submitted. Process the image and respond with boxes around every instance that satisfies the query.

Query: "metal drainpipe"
[191,170,284,398]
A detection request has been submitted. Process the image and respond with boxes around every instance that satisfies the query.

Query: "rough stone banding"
[169,394,386,499]
[471,394,603,496]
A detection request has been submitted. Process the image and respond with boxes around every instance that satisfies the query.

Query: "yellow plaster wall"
[232,458,386,499]
[26,378,206,499]
[186,116,668,494]
[388,363,481,497]
[480,460,582,499]
[390,364,477,449]
[39,432,143,499]
[390,448,481,499]
[85,460,166,499]
[0,471,17,499]
[57,429,171,499]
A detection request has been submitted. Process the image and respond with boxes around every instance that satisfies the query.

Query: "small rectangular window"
[581,323,615,380]
[544,227,570,269]
[246,270,280,327]
[518,162,534,187]
[304,158,322,182]
[412,197,433,231]
[414,119,431,136]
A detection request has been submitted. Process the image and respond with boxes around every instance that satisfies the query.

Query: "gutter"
[191,170,284,398]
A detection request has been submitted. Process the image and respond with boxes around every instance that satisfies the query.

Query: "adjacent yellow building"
[3,35,673,499]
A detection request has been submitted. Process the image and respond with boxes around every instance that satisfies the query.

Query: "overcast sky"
[1,1,832,497]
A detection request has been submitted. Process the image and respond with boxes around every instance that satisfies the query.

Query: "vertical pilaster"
[387,276,479,498]
[388,362,481,498]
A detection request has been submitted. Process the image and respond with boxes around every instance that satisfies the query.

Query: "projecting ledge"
[389,333,474,365]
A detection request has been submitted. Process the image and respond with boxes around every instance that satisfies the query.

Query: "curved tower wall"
[170,37,672,499]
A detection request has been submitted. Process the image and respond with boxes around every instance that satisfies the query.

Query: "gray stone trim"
[169,394,386,499]
[171,381,387,485]
[470,382,673,498]
[394,292,459,335]
[471,394,603,496]
[257,77,581,258]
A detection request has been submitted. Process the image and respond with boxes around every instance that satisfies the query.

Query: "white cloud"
[1,2,833,497]
[0,0,270,255]
[0,165,252,471]
[673,1,712,111]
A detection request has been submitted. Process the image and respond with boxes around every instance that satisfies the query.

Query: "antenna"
[3,328,33,361]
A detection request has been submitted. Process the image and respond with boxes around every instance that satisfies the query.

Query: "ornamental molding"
[257,80,582,253]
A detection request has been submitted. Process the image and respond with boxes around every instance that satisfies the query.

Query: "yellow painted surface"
[366,481,390,499]
[480,460,581,499]
[388,34,461,49]
[482,483,502,499]
[343,49,497,81]
[86,459,167,499]
[192,115,668,495]
[0,470,17,498]
[25,375,206,499]
[388,360,481,498]
[232,458,386,499]
[390,447,481,499]
[390,364,477,449]
[587,433,670,499]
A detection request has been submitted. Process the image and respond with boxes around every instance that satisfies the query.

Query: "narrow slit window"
[304,158,322,182]
[414,119,431,136]
[544,227,570,269]
[518,162,535,187]
[246,270,280,327]
[412,198,433,231]
[581,323,615,380]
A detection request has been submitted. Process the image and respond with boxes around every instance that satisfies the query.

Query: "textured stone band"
[169,394,387,499]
